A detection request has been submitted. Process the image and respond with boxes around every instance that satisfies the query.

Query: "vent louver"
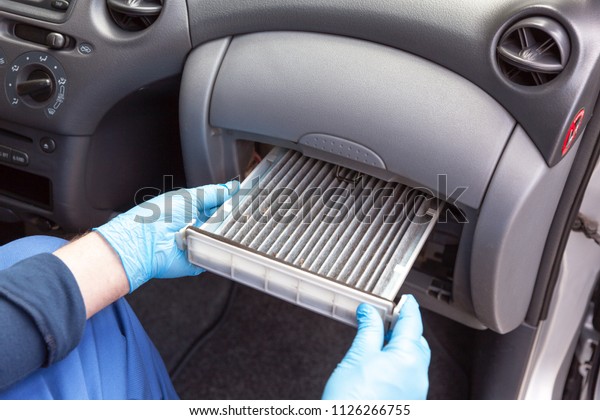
[107,0,162,31]
[497,17,570,86]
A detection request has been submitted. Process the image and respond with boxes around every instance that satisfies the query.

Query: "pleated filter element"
[180,148,442,328]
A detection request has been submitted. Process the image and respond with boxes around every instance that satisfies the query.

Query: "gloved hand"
[94,182,238,292]
[322,295,430,400]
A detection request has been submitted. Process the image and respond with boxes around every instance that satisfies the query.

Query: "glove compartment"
[179,32,578,333]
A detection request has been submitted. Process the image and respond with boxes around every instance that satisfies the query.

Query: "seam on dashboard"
[477,121,518,212]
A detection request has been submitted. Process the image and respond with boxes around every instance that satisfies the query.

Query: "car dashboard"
[1,0,600,343]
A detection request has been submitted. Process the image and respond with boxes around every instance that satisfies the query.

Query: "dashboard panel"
[1,0,600,334]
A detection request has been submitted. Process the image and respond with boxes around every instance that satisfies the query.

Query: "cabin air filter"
[178,148,442,329]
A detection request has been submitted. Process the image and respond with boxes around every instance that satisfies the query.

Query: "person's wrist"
[93,219,148,292]
[54,232,129,318]
[89,232,130,297]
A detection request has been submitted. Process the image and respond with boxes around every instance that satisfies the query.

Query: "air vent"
[497,17,570,86]
[107,0,162,31]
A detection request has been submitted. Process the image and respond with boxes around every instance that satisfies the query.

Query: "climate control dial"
[5,52,68,118]
[17,69,54,102]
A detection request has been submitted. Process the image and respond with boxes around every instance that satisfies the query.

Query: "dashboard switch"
[46,33,67,50]
[51,0,70,11]
[40,137,56,153]
[15,24,70,49]
[10,150,29,166]
[0,146,10,163]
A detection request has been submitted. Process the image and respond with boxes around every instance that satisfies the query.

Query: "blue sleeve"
[0,253,86,390]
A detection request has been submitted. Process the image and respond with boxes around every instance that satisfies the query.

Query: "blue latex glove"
[94,182,238,292]
[322,295,430,400]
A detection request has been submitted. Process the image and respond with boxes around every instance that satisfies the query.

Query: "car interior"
[1,0,600,399]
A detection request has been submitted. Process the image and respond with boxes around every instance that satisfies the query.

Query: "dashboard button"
[40,137,56,153]
[78,43,94,55]
[0,146,10,162]
[46,33,67,50]
[51,0,70,10]
[10,150,29,166]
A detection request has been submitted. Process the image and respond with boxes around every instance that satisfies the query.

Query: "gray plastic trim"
[179,37,231,185]
[209,32,515,209]
[186,0,600,167]
[471,126,579,333]
[298,134,386,170]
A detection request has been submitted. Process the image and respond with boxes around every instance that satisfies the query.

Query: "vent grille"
[497,17,570,86]
[107,0,162,31]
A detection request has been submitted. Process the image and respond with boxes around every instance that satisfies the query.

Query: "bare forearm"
[53,232,129,319]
